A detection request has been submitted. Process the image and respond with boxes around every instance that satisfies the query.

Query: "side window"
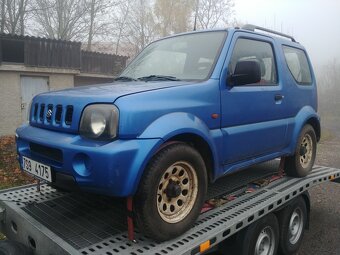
[283,46,312,85]
[229,38,277,85]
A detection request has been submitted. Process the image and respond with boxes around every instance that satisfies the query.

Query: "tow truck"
[0,159,339,255]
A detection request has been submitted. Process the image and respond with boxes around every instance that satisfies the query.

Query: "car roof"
[151,25,305,50]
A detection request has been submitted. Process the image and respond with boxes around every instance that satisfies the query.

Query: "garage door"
[20,76,49,123]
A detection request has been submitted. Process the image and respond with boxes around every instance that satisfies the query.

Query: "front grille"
[30,142,63,163]
[65,106,73,125]
[55,105,62,123]
[32,103,74,127]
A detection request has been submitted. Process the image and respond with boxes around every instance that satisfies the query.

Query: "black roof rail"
[242,24,296,42]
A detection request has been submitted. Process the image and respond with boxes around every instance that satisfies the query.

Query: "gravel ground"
[298,134,340,255]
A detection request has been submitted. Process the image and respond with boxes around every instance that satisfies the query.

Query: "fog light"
[72,153,92,177]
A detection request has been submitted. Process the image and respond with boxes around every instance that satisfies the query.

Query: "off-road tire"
[134,143,207,242]
[285,124,317,177]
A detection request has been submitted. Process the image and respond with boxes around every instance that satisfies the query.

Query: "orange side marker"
[200,240,211,253]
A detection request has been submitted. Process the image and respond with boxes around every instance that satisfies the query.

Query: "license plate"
[22,156,52,182]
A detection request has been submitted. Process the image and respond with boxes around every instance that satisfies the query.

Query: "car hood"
[30,81,193,133]
[37,81,193,102]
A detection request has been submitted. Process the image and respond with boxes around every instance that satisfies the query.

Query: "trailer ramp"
[0,163,339,255]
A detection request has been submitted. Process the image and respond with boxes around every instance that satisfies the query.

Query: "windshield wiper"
[137,75,181,81]
[114,76,137,82]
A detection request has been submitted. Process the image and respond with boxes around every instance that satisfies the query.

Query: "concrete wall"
[0,72,22,136]
[0,67,75,136]
[74,76,113,87]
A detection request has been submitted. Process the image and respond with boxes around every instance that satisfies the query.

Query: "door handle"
[274,94,284,101]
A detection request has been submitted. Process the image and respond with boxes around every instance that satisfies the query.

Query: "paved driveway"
[298,135,340,255]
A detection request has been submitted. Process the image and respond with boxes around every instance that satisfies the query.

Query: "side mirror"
[230,60,261,86]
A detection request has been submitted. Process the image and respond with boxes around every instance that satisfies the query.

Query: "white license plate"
[22,156,52,182]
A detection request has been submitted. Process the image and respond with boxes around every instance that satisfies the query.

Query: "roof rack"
[242,24,296,42]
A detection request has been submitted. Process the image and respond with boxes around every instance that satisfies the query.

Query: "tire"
[134,143,207,241]
[277,197,307,255]
[235,213,279,255]
[0,241,32,255]
[285,124,317,177]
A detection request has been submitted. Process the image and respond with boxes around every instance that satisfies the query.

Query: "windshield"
[120,31,227,81]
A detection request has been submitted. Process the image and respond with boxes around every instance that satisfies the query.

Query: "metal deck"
[1,163,339,255]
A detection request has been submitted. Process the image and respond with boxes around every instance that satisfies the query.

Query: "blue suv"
[16,25,320,241]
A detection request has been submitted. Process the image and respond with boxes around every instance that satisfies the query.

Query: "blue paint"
[16,28,319,197]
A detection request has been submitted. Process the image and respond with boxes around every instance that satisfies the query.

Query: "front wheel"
[285,124,317,177]
[134,143,207,241]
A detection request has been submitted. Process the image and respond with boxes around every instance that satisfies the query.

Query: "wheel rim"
[299,133,313,168]
[157,161,198,223]
[255,226,276,255]
[289,208,304,245]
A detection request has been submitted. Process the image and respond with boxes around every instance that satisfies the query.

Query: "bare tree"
[127,0,156,54]
[4,0,28,34]
[1,0,5,33]
[196,0,234,29]
[110,0,131,54]
[30,0,87,40]
[154,0,194,36]
[84,0,115,51]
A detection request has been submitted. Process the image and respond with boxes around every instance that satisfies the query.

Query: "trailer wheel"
[235,213,279,255]
[0,241,32,255]
[134,143,207,241]
[285,124,316,177]
[277,197,307,254]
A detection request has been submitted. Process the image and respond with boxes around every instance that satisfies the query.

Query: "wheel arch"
[306,117,321,142]
[289,106,320,153]
[138,112,223,183]
[164,133,215,183]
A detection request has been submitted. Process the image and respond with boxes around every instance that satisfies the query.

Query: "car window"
[121,31,227,81]
[283,46,312,85]
[229,38,277,85]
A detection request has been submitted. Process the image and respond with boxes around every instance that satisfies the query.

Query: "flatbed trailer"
[0,161,340,255]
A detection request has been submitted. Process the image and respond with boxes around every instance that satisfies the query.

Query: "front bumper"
[16,125,162,196]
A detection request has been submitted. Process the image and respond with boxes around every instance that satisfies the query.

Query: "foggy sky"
[234,0,340,69]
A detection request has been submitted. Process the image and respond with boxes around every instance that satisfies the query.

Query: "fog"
[235,0,340,139]
[235,0,340,67]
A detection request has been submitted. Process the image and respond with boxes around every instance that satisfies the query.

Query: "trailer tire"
[277,197,307,255]
[134,143,207,241]
[235,213,279,255]
[285,124,316,177]
[0,241,32,255]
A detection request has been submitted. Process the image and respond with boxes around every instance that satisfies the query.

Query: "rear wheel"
[286,124,316,177]
[277,197,307,254]
[234,213,279,255]
[134,143,207,241]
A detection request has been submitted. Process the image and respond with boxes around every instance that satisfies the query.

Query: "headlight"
[79,104,119,140]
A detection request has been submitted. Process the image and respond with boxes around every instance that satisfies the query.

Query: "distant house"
[0,33,128,136]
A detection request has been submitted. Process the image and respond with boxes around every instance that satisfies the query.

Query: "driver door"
[220,33,288,168]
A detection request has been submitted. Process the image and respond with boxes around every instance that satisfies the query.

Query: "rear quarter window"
[283,46,312,85]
